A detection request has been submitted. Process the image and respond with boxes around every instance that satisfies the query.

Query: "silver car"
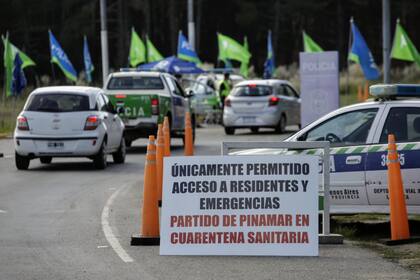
[223,80,301,135]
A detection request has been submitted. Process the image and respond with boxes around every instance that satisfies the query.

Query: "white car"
[231,84,420,214]
[14,86,126,170]
[223,80,301,134]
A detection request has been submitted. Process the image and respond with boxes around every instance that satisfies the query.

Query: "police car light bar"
[370,84,420,98]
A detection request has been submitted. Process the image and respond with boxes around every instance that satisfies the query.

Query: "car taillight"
[151,97,159,115]
[84,115,100,130]
[269,96,280,106]
[115,93,126,99]
[17,115,29,131]
[224,98,231,107]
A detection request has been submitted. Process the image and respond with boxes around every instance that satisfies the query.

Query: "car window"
[25,93,90,112]
[280,85,291,97]
[232,85,272,97]
[107,76,164,90]
[302,108,378,146]
[172,79,185,97]
[379,107,420,143]
[285,85,299,98]
[97,95,107,112]
[101,94,115,113]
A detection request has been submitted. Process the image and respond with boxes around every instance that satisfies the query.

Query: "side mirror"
[185,90,194,98]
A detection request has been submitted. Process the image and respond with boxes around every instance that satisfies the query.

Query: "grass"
[0,95,27,135]
[331,214,420,274]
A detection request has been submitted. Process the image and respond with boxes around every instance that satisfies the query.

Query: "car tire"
[224,127,235,135]
[40,157,52,164]
[15,152,30,170]
[251,127,259,133]
[275,115,286,134]
[93,141,107,170]
[113,137,126,164]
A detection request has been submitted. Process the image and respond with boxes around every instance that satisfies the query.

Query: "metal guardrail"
[221,141,332,236]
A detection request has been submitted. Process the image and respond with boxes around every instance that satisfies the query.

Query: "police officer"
[219,72,232,108]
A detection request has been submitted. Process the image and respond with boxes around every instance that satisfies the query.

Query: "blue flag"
[49,30,77,82]
[12,54,26,96]
[263,30,275,79]
[83,36,94,83]
[177,31,201,64]
[349,21,380,80]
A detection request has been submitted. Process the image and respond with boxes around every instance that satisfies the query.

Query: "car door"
[103,93,122,148]
[366,105,420,206]
[163,76,186,130]
[97,94,116,148]
[297,107,381,206]
[278,85,294,124]
[284,85,301,125]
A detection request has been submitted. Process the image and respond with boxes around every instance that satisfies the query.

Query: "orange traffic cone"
[163,117,171,157]
[357,84,363,102]
[363,82,369,101]
[156,124,164,207]
[386,134,410,242]
[131,135,160,245]
[184,112,194,156]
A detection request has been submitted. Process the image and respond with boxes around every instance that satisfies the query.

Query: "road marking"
[97,245,109,248]
[101,185,134,263]
[4,155,13,159]
[0,209,6,213]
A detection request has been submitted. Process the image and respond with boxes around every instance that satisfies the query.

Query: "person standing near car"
[219,72,232,108]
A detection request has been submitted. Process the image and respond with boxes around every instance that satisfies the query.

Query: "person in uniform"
[219,72,232,108]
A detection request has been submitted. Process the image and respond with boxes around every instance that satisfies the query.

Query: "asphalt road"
[0,125,419,280]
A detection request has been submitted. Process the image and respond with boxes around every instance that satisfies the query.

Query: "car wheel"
[275,115,286,134]
[40,157,52,164]
[93,141,107,170]
[251,127,259,133]
[224,127,235,135]
[15,152,30,170]
[113,137,126,164]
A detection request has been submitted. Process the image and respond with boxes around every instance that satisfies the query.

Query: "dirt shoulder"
[332,214,420,274]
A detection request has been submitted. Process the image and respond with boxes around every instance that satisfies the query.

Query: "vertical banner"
[300,51,339,126]
[160,155,319,256]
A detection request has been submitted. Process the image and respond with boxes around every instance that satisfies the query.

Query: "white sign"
[160,155,319,256]
[300,51,339,127]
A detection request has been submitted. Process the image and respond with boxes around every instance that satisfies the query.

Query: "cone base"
[131,234,160,246]
[379,236,420,246]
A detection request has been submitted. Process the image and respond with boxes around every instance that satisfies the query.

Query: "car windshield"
[107,76,164,90]
[232,85,272,97]
[25,93,91,112]
[299,108,378,146]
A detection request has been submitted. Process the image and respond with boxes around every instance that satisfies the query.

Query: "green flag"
[302,31,324,53]
[129,28,146,67]
[390,20,420,67]
[2,35,13,97]
[146,36,164,62]
[217,33,251,63]
[10,43,35,69]
[239,36,250,77]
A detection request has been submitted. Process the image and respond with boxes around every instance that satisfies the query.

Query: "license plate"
[242,116,256,124]
[47,142,64,148]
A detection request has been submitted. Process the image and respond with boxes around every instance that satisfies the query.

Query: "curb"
[0,134,11,139]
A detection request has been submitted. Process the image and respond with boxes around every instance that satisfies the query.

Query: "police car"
[105,71,195,147]
[232,84,420,214]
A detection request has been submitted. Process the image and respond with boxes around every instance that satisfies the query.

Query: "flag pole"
[346,17,353,104]
[2,32,9,105]
[50,62,56,85]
